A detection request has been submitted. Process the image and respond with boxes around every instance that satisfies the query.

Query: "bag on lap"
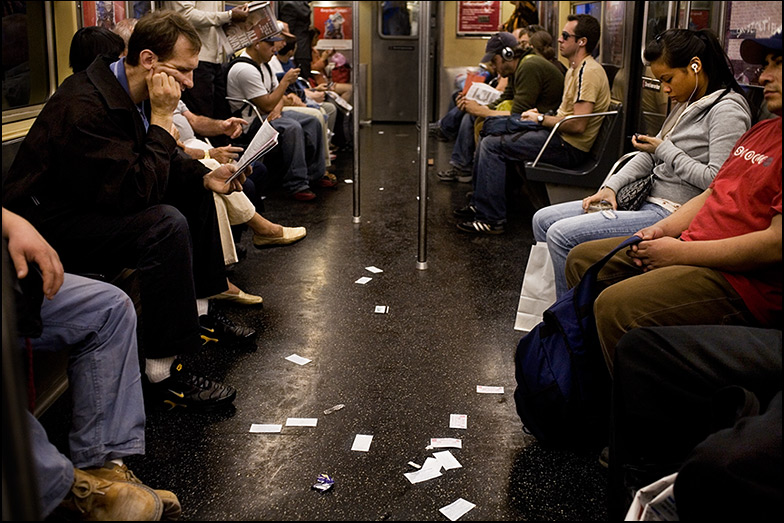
[513,236,642,448]
[479,115,543,137]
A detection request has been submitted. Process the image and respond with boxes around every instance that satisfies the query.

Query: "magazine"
[325,90,353,114]
[226,118,278,184]
[219,1,280,56]
[465,82,502,106]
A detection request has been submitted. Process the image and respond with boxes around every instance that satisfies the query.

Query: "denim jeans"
[532,201,672,297]
[449,112,477,172]
[438,105,465,141]
[471,129,587,226]
[27,274,145,517]
[266,110,326,194]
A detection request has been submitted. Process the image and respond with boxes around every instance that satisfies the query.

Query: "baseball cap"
[481,32,519,63]
[740,31,782,65]
[263,34,285,43]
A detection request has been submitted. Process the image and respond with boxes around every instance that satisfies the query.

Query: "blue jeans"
[532,201,672,297]
[449,112,477,172]
[266,111,326,194]
[438,105,464,140]
[27,274,145,517]
[471,129,587,226]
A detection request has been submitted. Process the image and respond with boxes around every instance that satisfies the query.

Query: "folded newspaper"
[219,1,280,56]
[226,118,278,184]
[325,90,353,113]
[465,82,502,106]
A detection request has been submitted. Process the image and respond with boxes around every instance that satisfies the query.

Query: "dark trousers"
[28,190,226,360]
[609,325,782,519]
[180,61,222,120]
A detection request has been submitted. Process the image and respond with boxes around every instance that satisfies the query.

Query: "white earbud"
[691,63,699,73]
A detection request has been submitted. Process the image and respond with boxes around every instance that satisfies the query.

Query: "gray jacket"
[605,90,751,205]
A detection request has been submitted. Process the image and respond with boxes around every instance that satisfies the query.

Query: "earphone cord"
[688,71,699,103]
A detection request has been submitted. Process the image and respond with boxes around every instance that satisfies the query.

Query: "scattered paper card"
[351,434,373,452]
[355,277,372,285]
[404,457,443,484]
[476,385,504,394]
[249,423,282,433]
[439,498,476,521]
[433,450,462,470]
[365,266,384,273]
[285,354,311,365]
[450,414,467,429]
[430,438,462,449]
[374,305,389,314]
[344,179,354,184]
[285,418,318,427]
[407,461,421,469]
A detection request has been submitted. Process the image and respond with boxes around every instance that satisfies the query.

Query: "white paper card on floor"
[439,498,476,521]
[285,418,318,427]
[433,450,462,470]
[249,424,282,433]
[514,242,557,333]
[285,354,311,365]
[355,277,372,285]
[476,385,504,394]
[374,305,389,313]
[365,266,384,273]
[351,434,373,452]
[449,414,467,429]
[404,457,443,484]
[430,438,462,449]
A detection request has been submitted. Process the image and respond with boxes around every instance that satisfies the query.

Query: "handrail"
[530,110,619,167]
[225,96,264,125]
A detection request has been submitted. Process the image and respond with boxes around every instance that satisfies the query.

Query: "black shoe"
[428,124,451,142]
[148,360,236,409]
[598,446,610,469]
[199,311,256,346]
[456,220,505,235]
[437,168,472,183]
[453,204,477,220]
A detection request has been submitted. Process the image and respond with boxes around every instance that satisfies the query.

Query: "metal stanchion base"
[416,260,428,270]
[352,216,361,224]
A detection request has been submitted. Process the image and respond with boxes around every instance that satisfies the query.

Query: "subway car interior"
[2,1,782,520]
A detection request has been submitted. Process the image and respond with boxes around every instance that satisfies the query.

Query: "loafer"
[211,289,263,306]
[253,226,307,248]
[293,189,317,201]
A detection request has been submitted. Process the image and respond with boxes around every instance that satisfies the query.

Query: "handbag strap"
[583,236,642,280]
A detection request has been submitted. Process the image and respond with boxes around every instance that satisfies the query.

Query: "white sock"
[145,356,176,383]
[110,458,123,467]
[197,298,209,317]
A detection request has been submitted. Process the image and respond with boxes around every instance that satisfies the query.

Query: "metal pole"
[416,0,431,270]
[352,1,361,224]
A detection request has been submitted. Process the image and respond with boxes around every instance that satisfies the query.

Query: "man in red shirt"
[564,32,782,372]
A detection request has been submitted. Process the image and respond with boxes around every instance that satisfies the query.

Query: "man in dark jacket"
[3,11,246,409]
[278,1,313,79]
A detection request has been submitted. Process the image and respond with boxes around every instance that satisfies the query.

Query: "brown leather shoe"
[84,462,181,520]
[57,468,163,520]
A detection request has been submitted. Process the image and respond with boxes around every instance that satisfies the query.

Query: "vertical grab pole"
[416,0,431,270]
[352,1,361,224]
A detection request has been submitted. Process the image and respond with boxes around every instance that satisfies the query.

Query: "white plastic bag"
[514,242,556,332]
[625,472,679,521]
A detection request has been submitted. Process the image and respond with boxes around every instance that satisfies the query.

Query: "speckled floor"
[40,123,607,521]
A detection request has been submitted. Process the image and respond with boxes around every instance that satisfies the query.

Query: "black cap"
[740,32,782,65]
[481,32,518,63]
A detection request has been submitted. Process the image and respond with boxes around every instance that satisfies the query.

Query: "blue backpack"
[513,236,641,449]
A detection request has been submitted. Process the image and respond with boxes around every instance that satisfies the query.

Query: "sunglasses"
[561,31,580,41]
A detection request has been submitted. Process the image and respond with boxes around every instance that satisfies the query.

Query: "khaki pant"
[564,236,757,374]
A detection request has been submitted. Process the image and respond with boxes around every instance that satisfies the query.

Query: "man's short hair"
[126,10,201,66]
[567,14,601,54]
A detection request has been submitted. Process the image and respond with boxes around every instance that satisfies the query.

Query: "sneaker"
[148,360,237,409]
[293,189,317,201]
[318,172,338,188]
[199,311,256,345]
[453,204,477,220]
[84,462,181,520]
[56,468,163,521]
[437,168,472,183]
[428,124,451,142]
[456,220,505,235]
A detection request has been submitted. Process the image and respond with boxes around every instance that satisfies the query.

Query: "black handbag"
[616,174,655,211]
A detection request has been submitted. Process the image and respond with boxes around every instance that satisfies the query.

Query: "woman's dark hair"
[524,24,546,36]
[644,28,743,118]
[126,10,201,66]
[529,30,557,62]
[69,26,125,72]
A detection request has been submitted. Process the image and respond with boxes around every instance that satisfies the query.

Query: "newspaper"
[325,90,353,113]
[465,82,502,106]
[219,2,280,57]
[226,118,278,184]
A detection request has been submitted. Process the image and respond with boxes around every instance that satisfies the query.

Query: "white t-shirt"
[226,51,278,127]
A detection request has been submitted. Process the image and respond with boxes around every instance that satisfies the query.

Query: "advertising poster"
[457,1,501,36]
[313,5,353,41]
[80,1,126,29]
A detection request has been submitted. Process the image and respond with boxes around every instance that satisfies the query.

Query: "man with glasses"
[458,14,610,234]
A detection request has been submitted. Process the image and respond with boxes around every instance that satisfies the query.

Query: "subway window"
[2,1,54,123]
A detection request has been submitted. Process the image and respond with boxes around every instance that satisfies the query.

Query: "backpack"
[513,235,641,449]
[213,56,273,122]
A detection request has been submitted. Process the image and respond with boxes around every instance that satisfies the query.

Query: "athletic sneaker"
[147,360,236,409]
[293,189,317,201]
[199,310,256,346]
[437,168,472,183]
[456,220,505,235]
[453,204,477,220]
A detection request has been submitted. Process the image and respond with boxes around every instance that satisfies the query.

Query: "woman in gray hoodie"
[532,29,752,297]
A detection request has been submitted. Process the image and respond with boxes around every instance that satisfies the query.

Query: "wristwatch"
[537,114,544,123]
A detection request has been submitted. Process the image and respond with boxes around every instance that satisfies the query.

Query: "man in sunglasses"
[457,14,610,235]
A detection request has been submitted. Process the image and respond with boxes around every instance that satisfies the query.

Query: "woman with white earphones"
[531,28,753,298]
